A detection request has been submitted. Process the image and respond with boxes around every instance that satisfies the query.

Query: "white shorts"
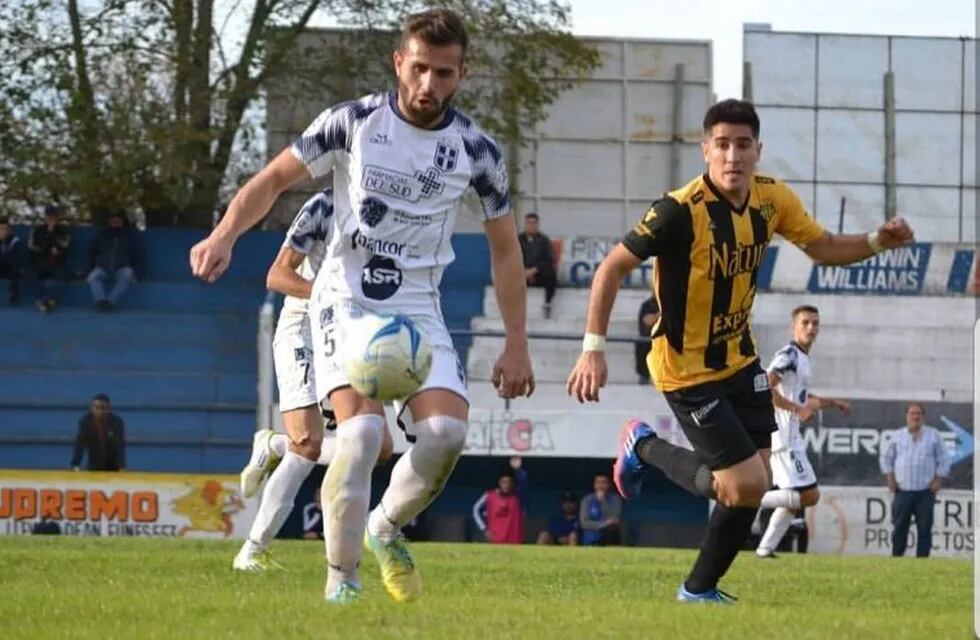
[770,446,818,489]
[310,297,468,428]
[273,314,318,413]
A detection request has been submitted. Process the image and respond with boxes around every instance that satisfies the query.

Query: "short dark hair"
[703,99,761,139]
[792,305,819,318]
[906,402,925,415]
[0,218,10,226]
[401,9,469,57]
[524,213,539,221]
[92,393,111,404]
[44,204,61,217]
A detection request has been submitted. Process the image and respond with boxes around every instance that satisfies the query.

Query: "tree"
[0,0,598,227]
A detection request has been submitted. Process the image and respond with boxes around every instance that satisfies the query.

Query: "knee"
[86,269,101,284]
[800,488,821,507]
[421,415,468,455]
[715,474,768,508]
[289,434,322,462]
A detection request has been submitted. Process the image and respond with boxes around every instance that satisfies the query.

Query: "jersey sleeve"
[290,94,383,179]
[774,184,825,248]
[290,106,349,179]
[464,133,511,220]
[622,197,692,260]
[767,346,798,376]
[284,191,334,254]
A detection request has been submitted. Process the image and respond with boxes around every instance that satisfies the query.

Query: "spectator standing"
[635,294,660,384]
[0,218,25,304]
[879,402,950,558]
[28,204,71,313]
[472,459,527,544]
[537,491,580,545]
[518,213,558,319]
[580,473,623,546]
[70,394,126,471]
[87,209,144,310]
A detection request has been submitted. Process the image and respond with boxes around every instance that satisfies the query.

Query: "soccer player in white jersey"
[189,9,534,604]
[755,305,851,558]
[232,188,393,571]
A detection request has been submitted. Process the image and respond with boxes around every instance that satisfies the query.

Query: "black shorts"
[663,359,776,471]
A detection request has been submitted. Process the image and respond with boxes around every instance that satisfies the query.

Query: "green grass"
[0,536,971,639]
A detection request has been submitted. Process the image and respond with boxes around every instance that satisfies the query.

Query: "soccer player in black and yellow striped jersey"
[566,99,914,603]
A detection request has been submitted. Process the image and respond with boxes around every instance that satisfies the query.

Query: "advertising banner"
[0,470,257,538]
[806,400,973,489]
[807,485,972,558]
[807,243,932,295]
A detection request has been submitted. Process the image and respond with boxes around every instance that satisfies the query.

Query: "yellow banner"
[0,469,257,538]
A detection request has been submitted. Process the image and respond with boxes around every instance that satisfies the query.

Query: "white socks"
[757,507,795,555]
[760,488,801,510]
[270,433,288,458]
[368,415,468,542]
[247,451,315,547]
[322,414,385,592]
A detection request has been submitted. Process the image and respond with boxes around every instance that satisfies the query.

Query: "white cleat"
[240,429,281,498]
[233,542,283,571]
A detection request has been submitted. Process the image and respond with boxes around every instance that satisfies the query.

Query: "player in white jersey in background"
[189,9,534,604]
[232,188,393,571]
[756,305,851,558]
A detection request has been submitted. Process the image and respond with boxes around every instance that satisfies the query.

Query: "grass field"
[0,536,971,639]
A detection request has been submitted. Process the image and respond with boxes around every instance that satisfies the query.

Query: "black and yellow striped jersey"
[622,173,825,392]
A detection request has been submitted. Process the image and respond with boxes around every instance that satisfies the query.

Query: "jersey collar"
[387,91,457,131]
[703,173,751,214]
[790,340,810,355]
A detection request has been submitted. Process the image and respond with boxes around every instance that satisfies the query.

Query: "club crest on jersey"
[759,201,775,223]
[434,141,459,172]
[359,196,389,228]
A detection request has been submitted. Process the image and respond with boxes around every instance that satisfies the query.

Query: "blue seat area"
[1,229,492,473]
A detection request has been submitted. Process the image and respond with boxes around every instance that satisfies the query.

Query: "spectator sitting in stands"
[28,204,71,313]
[580,473,623,546]
[87,209,144,311]
[635,293,660,384]
[472,458,527,544]
[70,393,126,471]
[0,218,26,305]
[518,212,557,319]
[537,491,580,545]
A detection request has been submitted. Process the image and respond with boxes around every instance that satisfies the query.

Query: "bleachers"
[0,226,278,472]
[469,287,974,405]
[0,228,494,473]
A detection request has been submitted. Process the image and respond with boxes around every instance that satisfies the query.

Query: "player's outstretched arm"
[266,246,312,299]
[484,215,534,399]
[189,150,310,283]
[806,393,852,416]
[566,244,640,403]
[803,217,914,266]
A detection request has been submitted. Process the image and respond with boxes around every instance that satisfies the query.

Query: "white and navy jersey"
[290,91,510,317]
[278,189,335,333]
[767,341,813,451]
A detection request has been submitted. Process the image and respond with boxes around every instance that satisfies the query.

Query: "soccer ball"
[344,313,433,402]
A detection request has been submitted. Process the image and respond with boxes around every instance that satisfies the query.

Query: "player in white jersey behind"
[756,305,851,558]
[189,9,533,603]
[232,188,393,571]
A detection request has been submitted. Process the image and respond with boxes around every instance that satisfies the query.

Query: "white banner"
[0,470,257,538]
[460,408,692,458]
[806,485,973,558]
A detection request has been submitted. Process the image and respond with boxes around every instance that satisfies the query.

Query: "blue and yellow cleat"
[676,584,738,604]
[613,419,655,500]
[364,530,422,603]
[325,582,361,604]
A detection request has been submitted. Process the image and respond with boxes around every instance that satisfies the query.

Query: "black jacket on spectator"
[28,223,71,271]
[70,413,126,471]
[0,234,25,270]
[89,222,145,277]
[518,232,555,274]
